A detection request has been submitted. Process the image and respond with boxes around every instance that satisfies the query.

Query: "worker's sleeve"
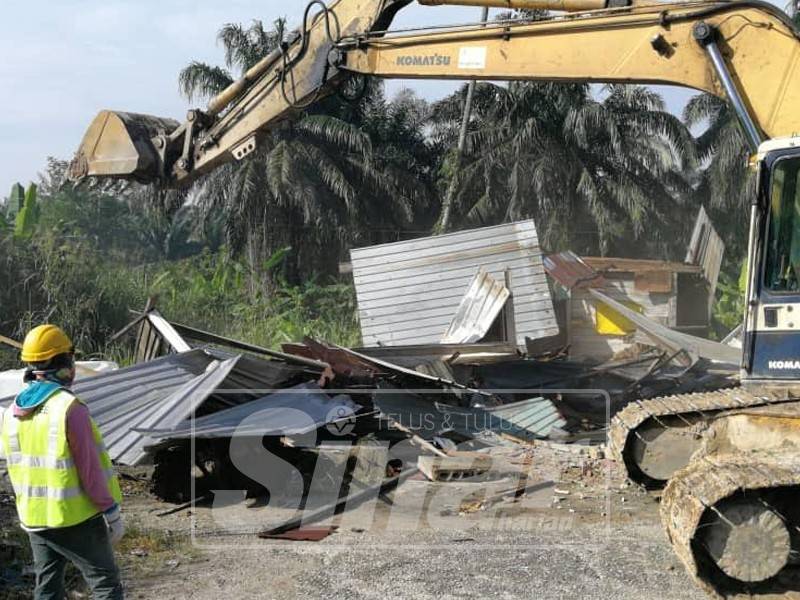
[65,403,116,512]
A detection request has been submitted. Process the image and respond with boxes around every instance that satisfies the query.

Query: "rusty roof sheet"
[542,251,606,289]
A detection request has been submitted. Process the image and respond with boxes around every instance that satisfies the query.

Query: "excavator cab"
[743,139,800,381]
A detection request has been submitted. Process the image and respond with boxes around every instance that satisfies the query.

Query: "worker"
[0,325,125,600]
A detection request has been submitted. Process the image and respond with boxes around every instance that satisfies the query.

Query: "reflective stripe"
[16,484,84,500]
[48,402,61,457]
[6,454,75,469]
[5,409,21,454]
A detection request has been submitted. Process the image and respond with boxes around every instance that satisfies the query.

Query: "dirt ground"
[1,442,706,600]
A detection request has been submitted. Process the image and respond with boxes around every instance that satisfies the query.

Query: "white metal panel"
[350,220,557,347]
[442,269,510,343]
[685,205,725,315]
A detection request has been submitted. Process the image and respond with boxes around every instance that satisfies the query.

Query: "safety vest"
[1,390,122,529]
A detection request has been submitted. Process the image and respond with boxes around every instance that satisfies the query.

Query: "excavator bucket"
[67,111,180,184]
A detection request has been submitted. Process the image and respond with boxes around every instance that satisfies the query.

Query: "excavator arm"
[67,0,800,186]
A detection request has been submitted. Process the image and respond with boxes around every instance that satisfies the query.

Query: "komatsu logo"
[396,54,451,67]
[768,359,800,369]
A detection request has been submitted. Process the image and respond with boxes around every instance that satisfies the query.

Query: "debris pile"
[0,211,739,539]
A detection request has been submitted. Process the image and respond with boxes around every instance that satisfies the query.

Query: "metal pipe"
[419,0,610,11]
[741,201,761,375]
[206,31,302,117]
[693,21,763,152]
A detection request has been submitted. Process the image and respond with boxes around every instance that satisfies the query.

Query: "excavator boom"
[68,0,800,187]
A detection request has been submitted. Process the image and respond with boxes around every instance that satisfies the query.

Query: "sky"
[0,0,784,195]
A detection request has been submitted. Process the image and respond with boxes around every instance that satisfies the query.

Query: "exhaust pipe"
[68,110,180,184]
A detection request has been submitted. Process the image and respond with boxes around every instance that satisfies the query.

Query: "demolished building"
[543,208,725,362]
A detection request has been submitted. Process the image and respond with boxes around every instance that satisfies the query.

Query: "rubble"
[0,208,739,543]
[543,208,726,363]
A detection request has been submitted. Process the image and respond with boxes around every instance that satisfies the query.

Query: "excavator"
[67,0,800,596]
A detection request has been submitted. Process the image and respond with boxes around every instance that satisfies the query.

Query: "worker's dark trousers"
[27,514,123,600]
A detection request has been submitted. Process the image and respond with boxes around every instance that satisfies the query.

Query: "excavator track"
[661,450,800,598]
[608,387,795,488]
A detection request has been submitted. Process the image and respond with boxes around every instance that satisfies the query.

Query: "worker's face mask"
[23,354,76,386]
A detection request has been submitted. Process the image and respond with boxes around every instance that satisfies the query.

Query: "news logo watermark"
[180,387,613,550]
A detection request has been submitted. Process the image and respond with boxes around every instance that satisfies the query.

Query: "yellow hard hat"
[20,325,74,364]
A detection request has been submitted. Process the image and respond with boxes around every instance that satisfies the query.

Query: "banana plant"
[14,184,40,239]
[5,183,24,220]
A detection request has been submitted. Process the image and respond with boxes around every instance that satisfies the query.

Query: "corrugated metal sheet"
[437,396,566,441]
[685,205,725,313]
[350,220,557,347]
[138,382,359,439]
[441,269,510,343]
[50,351,215,465]
[484,397,567,438]
[543,251,605,289]
[589,288,740,364]
[1,349,320,466]
[335,343,494,404]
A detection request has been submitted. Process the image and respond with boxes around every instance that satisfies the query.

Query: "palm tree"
[179,20,435,287]
[683,93,751,260]
[431,81,697,256]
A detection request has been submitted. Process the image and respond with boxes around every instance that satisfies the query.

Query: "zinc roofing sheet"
[437,396,566,441]
[350,220,557,347]
[441,269,510,344]
[543,251,606,290]
[1,349,318,466]
[137,382,359,439]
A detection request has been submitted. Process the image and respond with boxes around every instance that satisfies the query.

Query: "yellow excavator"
[68,0,800,597]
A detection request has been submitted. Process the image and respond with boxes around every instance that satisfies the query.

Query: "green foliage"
[431,82,696,257]
[180,19,437,286]
[683,94,751,261]
[14,184,40,239]
[712,268,746,337]
[5,182,24,219]
[0,162,358,369]
[147,250,360,349]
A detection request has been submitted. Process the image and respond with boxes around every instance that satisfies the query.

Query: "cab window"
[764,157,800,292]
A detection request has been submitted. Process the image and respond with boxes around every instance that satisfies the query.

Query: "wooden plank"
[582,257,702,274]
[0,334,22,349]
[633,270,673,293]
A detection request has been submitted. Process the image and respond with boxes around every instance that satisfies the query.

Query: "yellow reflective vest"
[1,390,121,529]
